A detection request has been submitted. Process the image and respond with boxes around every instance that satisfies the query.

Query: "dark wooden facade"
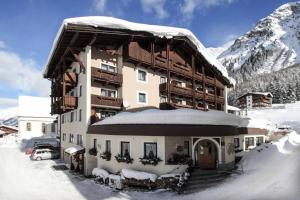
[237,93,272,109]
[44,23,231,115]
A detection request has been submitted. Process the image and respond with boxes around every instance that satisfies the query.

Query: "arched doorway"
[194,139,219,169]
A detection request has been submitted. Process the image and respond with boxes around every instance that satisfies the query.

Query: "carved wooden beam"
[68,47,86,73]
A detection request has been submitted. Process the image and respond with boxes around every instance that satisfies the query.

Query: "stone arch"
[192,137,222,165]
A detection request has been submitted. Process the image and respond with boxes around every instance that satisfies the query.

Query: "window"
[184,141,189,156]
[77,135,83,146]
[101,88,116,98]
[121,142,130,157]
[79,85,82,97]
[42,123,46,133]
[175,98,183,105]
[26,122,32,131]
[138,92,147,104]
[62,133,66,141]
[93,139,97,149]
[70,112,74,122]
[101,63,117,73]
[144,143,157,159]
[51,123,55,132]
[160,95,167,103]
[245,137,255,150]
[62,114,65,124]
[79,109,82,122]
[137,69,147,82]
[234,138,240,148]
[106,140,111,153]
[99,110,116,119]
[174,80,183,87]
[256,137,264,146]
[160,76,166,84]
[69,134,74,143]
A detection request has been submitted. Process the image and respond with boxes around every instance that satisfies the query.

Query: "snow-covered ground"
[0,103,300,200]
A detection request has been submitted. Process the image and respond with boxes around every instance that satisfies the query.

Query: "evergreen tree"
[296,82,300,101]
[286,84,296,103]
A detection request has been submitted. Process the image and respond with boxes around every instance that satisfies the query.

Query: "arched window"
[26,122,32,131]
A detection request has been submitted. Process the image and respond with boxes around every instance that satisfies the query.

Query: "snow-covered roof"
[0,125,18,131]
[18,96,55,118]
[227,105,240,111]
[238,92,273,99]
[239,117,273,130]
[64,146,84,155]
[93,108,242,127]
[44,16,233,84]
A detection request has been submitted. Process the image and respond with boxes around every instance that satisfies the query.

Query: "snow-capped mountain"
[0,107,18,126]
[218,2,300,82]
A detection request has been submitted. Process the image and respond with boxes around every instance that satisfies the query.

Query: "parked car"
[30,149,60,161]
[26,143,57,155]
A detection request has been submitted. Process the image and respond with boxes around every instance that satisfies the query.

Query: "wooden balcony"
[159,83,193,97]
[63,72,78,85]
[205,76,215,85]
[205,93,215,102]
[195,90,204,99]
[195,72,203,81]
[91,67,123,86]
[171,63,192,78]
[51,95,77,114]
[216,96,225,104]
[91,94,123,109]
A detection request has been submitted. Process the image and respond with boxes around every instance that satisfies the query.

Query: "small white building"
[18,96,57,139]
[234,118,273,152]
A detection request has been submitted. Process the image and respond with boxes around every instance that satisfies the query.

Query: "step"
[189,172,229,179]
[187,176,227,185]
[184,181,222,193]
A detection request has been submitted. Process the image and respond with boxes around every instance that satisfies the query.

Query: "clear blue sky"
[0,0,294,109]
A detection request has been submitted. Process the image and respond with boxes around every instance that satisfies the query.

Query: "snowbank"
[92,168,109,178]
[93,108,242,126]
[121,169,157,182]
[239,117,274,130]
[45,16,233,84]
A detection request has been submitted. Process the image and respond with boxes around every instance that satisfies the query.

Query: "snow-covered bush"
[92,168,109,184]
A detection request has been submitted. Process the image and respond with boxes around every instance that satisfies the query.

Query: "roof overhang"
[44,21,233,86]
[88,124,239,137]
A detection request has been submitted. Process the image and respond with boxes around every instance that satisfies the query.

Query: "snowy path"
[1,132,300,200]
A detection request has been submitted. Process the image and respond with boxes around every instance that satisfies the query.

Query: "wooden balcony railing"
[91,67,123,86]
[171,63,192,77]
[159,83,193,97]
[216,96,225,104]
[91,94,123,109]
[63,72,78,85]
[205,93,215,102]
[205,76,215,85]
[51,95,77,114]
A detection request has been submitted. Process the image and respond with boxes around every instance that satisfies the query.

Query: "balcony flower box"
[115,154,133,164]
[100,151,112,161]
[88,148,98,156]
[139,157,162,166]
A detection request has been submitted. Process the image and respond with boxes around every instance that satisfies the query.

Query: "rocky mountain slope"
[0,107,18,126]
[217,2,300,83]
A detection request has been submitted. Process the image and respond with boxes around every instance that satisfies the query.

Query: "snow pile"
[239,117,274,130]
[64,146,84,155]
[0,135,18,148]
[121,169,157,182]
[93,108,242,126]
[92,168,109,179]
[45,16,233,84]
